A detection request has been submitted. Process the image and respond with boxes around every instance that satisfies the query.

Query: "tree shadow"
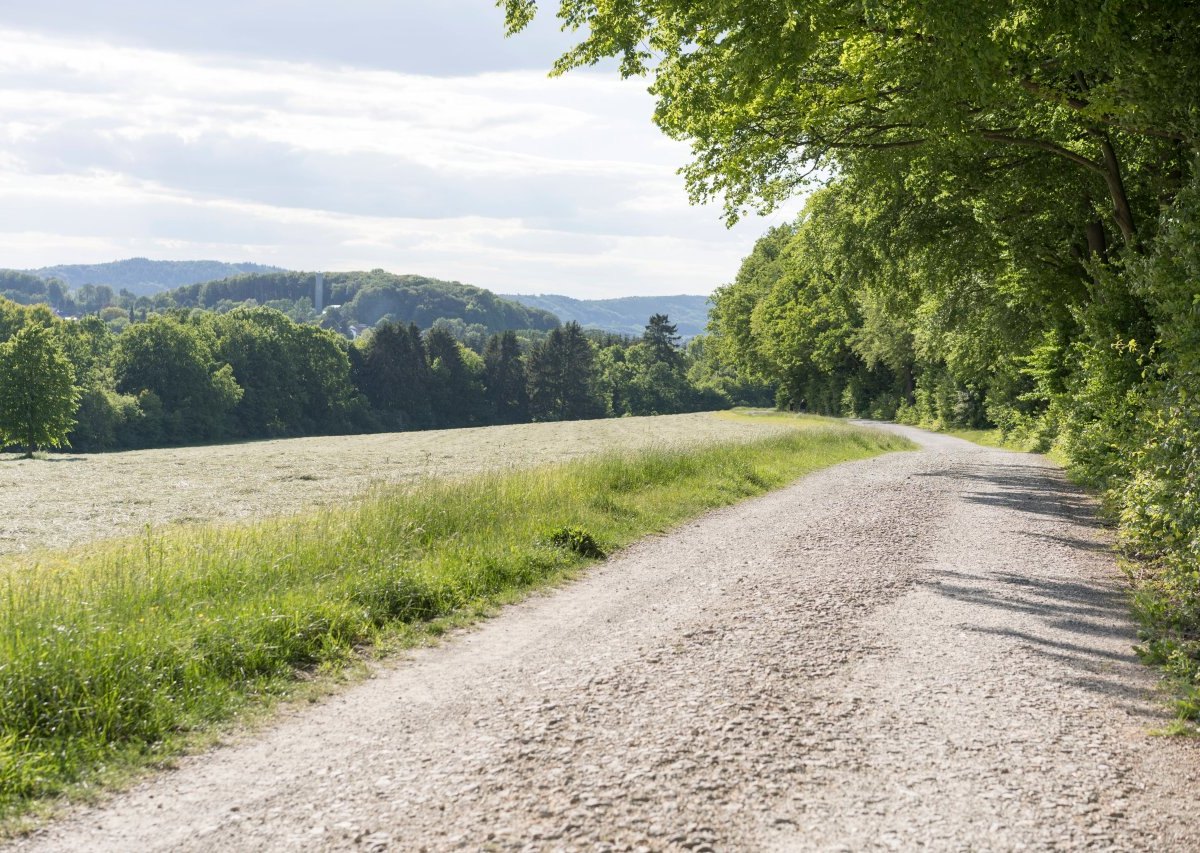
[925,570,1149,711]
[911,457,1153,708]
[1020,531,1110,553]
[931,570,1125,623]
[915,463,1103,529]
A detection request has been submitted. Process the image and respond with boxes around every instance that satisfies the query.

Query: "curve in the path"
[10,425,1200,851]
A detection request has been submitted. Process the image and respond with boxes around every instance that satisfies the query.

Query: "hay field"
[8,411,801,555]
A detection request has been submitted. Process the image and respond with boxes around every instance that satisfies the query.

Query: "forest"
[502,0,1200,713]
[20,259,284,296]
[0,297,769,453]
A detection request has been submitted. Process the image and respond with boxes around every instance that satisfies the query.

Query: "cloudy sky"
[0,2,800,297]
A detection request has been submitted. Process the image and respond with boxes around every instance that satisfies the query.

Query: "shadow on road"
[917,462,1102,529]
[916,459,1150,711]
[926,569,1146,711]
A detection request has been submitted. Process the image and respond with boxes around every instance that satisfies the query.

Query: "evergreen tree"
[483,331,529,423]
[642,313,683,368]
[350,322,431,429]
[527,321,604,421]
[426,326,483,427]
[0,325,81,457]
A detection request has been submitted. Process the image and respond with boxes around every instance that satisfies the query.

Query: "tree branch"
[1018,78,1187,142]
[979,131,1106,175]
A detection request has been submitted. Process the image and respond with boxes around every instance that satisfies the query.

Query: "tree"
[502,0,1198,250]
[526,321,605,421]
[684,335,774,408]
[209,307,359,437]
[483,331,529,423]
[0,325,81,456]
[426,326,485,427]
[113,316,242,444]
[350,321,432,429]
[641,313,683,368]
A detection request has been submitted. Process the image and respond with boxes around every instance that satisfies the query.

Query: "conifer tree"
[527,322,604,421]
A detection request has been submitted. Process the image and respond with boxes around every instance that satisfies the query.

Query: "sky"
[0,2,802,298]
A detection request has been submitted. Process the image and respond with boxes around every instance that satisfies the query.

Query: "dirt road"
[11,425,1200,850]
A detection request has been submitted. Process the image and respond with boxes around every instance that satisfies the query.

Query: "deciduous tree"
[0,325,80,457]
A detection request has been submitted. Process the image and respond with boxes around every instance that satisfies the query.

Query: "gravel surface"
[10,425,1200,851]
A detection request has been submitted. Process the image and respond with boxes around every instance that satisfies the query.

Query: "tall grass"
[0,422,911,816]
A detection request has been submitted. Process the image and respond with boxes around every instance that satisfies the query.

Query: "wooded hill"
[7,260,708,340]
[2,267,561,336]
[169,270,560,333]
[25,258,284,295]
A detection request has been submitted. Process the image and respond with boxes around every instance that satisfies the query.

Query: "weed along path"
[10,425,1200,851]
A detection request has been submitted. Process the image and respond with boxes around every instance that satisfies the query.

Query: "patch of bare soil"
[10,425,1200,851]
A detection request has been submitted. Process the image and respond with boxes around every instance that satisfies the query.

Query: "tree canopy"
[502,0,1196,247]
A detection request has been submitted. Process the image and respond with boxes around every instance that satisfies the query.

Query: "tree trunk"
[1084,220,1107,259]
[1098,134,1137,245]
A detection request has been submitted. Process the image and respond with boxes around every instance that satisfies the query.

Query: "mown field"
[1,411,799,556]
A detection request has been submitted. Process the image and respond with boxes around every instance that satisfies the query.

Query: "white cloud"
[0,26,802,297]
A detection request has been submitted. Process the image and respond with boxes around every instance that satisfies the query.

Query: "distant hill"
[3,262,561,335]
[501,293,711,339]
[165,269,561,333]
[25,258,286,296]
[6,258,709,339]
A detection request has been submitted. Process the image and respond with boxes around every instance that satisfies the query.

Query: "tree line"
[0,298,770,454]
[501,0,1200,710]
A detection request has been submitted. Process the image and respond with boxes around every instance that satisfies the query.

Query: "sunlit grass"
[941,427,1071,467]
[0,423,912,820]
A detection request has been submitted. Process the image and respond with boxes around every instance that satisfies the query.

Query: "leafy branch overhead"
[501,0,1197,246]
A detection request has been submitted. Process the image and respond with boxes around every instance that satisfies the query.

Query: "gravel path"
[11,425,1200,851]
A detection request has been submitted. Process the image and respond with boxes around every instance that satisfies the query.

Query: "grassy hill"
[501,293,711,339]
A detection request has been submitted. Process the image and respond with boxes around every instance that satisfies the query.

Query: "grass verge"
[940,427,1071,468]
[0,419,912,822]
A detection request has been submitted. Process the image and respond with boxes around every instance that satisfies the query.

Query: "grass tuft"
[0,420,911,820]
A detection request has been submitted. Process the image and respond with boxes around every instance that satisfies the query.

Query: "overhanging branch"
[979,131,1106,175]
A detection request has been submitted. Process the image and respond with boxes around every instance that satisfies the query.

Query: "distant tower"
[315,272,324,313]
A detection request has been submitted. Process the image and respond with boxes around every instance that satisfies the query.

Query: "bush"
[71,387,143,451]
[545,525,605,558]
[1076,167,1200,718]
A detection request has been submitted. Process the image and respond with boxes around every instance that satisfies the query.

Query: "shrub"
[545,525,605,558]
